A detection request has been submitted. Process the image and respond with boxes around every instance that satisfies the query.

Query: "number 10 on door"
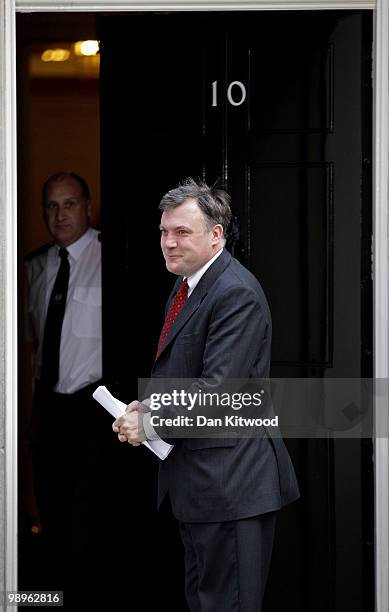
[211,80,247,107]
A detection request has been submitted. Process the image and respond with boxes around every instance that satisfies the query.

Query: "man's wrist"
[142,412,161,441]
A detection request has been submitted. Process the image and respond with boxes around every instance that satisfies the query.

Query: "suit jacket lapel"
[156,249,232,360]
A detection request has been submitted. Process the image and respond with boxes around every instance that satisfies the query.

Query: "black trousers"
[30,381,116,606]
[178,512,277,612]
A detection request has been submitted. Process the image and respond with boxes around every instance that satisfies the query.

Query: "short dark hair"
[158,178,232,238]
[42,172,91,207]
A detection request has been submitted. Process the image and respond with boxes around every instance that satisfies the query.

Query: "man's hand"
[112,401,146,446]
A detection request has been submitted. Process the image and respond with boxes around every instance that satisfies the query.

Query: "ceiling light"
[41,48,70,62]
[74,40,99,57]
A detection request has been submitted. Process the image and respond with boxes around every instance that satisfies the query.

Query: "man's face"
[43,177,91,247]
[160,198,222,277]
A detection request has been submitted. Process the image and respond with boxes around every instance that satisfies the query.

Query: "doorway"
[15,8,374,611]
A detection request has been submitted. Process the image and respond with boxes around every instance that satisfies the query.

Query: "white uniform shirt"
[27,227,102,394]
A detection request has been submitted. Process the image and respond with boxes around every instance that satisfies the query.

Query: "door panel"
[100,11,373,611]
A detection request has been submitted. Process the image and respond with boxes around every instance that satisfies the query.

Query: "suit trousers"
[178,511,277,612]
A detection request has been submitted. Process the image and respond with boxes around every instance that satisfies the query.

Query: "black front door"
[100,11,373,611]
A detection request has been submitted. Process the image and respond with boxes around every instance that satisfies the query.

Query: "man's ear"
[211,224,224,244]
[87,199,92,218]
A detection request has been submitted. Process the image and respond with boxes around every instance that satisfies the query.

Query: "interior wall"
[22,78,100,254]
[17,13,100,258]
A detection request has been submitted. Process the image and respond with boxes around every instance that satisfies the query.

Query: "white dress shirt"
[27,227,102,394]
[186,248,223,297]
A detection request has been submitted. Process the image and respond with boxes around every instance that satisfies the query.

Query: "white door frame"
[1,1,387,611]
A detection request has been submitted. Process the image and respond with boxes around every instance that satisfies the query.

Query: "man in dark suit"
[113,178,299,611]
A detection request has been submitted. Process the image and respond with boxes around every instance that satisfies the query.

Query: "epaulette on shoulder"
[24,242,52,263]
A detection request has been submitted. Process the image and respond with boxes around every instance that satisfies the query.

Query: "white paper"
[92,385,173,461]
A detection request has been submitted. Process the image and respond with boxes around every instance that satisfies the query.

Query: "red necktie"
[156,278,189,360]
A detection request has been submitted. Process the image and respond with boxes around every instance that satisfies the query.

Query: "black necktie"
[40,247,70,389]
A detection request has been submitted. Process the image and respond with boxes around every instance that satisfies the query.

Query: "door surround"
[0,2,387,612]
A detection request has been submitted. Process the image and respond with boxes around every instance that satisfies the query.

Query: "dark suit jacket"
[151,249,299,523]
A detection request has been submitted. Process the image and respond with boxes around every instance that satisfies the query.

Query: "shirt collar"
[186,248,223,296]
[54,227,94,262]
